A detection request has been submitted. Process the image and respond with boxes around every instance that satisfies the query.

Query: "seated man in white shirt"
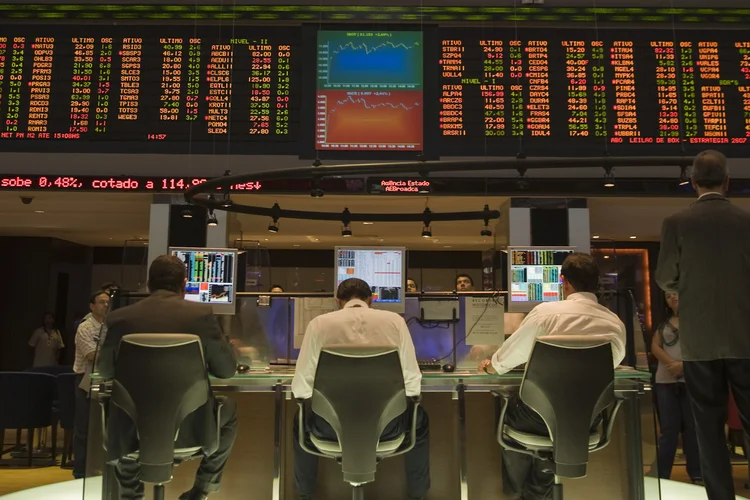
[292,278,430,500]
[478,252,626,500]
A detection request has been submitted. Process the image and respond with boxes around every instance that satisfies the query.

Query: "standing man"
[72,290,110,479]
[292,278,430,500]
[656,149,750,500]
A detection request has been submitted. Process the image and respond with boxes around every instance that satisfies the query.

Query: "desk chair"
[296,345,420,500]
[494,335,623,500]
[99,334,226,500]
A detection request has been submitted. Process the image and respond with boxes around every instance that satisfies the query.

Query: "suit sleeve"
[656,216,680,294]
[197,313,238,379]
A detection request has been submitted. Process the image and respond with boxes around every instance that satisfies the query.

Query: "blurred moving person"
[29,312,64,367]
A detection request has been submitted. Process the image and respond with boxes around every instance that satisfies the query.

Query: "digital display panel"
[315,31,423,151]
[508,247,575,313]
[335,247,406,313]
[438,28,750,156]
[170,247,238,314]
[0,25,299,154]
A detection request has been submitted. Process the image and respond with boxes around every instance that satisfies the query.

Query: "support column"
[503,198,590,253]
[147,195,209,270]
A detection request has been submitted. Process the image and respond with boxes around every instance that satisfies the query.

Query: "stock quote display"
[315,30,423,151]
[0,25,299,154]
[438,28,750,156]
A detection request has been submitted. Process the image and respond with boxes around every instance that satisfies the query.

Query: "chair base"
[153,483,165,500]
[351,484,364,500]
[552,481,563,500]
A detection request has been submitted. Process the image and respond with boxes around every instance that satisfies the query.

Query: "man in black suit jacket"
[100,255,238,500]
[656,150,750,500]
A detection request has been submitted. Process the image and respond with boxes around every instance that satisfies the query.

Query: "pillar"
[504,198,590,253]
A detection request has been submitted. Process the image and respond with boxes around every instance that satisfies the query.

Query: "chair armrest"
[493,391,541,458]
[389,399,420,458]
[490,387,518,401]
[591,398,624,453]
[295,399,331,459]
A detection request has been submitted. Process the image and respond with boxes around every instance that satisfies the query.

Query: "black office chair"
[296,345,420,500]
[0,372,57,466]
[99,334,226,500]
[56,373,77,468]
[494,335,623,500]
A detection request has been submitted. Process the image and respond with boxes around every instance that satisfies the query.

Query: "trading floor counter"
[84,368,658,500]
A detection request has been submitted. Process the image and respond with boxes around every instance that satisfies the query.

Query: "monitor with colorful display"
[169,247,238,315]
[334,247,406,313]
[507,247,576,313]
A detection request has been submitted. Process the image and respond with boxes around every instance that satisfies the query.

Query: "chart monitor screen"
[507,247,576,313]
[169,247,238,315]
[334,247,406,313]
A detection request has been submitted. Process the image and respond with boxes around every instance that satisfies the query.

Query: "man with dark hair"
[72,290,110,479]
[292,278,430,500]
[99,255,238,500]
[455,274,474,291]
[478,252,626,500]
[656,149,750,500]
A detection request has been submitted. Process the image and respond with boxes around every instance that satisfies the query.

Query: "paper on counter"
[293,297,338,348]
[465,296,505,346]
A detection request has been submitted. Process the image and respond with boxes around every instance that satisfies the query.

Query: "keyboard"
[418,358,442,371]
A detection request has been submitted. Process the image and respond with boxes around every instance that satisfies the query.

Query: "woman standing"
[651,292,702,483]
[29,312,65,367]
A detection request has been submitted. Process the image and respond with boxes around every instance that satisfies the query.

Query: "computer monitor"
[334,246,406,313]
[507,246,576,313]
[169,247,238,315]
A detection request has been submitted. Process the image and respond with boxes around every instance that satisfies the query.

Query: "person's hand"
[667,361,684,378]
[478,359,496,374]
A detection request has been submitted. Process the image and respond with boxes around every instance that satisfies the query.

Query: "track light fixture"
[515,167,530,190]
[422,207,432,238]
[268,202,281,233]
[480,204,493,237]
[679,165,690,186]
[310,177,324,198]
[421,225,432,238]
[181,206,193,219]
[218,194,233,209]
[603,166,615,188]
[341,208,352,237]
[207,210,218,227]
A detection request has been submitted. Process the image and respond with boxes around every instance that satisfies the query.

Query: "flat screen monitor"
[169,247,238,315]
[334,247,406,313]
[507,247,576,313]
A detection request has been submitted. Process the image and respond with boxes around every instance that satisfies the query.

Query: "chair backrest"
[56,373,78,430]
[0,372,56,429]
[111,334,211,483]
[312,344,407,485]
[24,365,75,376]
[519,335,615,478]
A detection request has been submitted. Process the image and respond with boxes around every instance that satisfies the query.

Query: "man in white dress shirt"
[292,278,430,500]
[478,252,626,500]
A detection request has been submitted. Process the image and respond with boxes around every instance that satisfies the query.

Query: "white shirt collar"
[698,191,724,200]
[343,299,369,309]
[564,292,598,302]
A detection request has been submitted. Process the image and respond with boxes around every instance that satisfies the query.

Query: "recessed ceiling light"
[604,255,610,259]
[34,210,44,214]
[444,245,452,248]
[592,235,600,239]
[363,222,374,225]
[629,235,637,239]
[293,244,300,247]
[264,238,268,241]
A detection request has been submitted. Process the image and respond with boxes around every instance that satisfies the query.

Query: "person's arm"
[56,331,65,350]
[650,327,676,366]
[76,322,99,367]
[484,310,546,375]
[656,217,680,294]
[291,318,320,400]
[29,330,40,348]
[397,319,422,397]
[197,313,238,380]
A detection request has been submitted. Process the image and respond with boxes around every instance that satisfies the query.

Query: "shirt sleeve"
[29,329,40,347]
[397,318,422,397]
[611,324,628,367]
[490,309,547,375]
[57,330,65,349]
[75,322,99,359]
[656,216,680,294]
[291,317,320,400]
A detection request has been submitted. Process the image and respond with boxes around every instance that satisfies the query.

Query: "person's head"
[269,285,284,293]
[406,278,418,293]
[335,278,373,309]
[89,291,110,321]
[148,255,187,295]
[691,149,729,196]
[43,312,56,330]
[456,274,474,291]
[560,253,600,298]
[665,292,679,317]
[101,282,120,294]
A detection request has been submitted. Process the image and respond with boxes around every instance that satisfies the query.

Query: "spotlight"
[679,165,690,186]
[207,210,218,227]
[515,167,530,190]
[481,226,492,237]
[480,204,492,237]
[181,206,193,218]
[421,225,432,238]
[219,194,233,209]
[310,177,324,198]
[603,167,615,188]
[268,217,279,233]
[421,207,432,238]
[341,208,352,237]
[342,225,352,237]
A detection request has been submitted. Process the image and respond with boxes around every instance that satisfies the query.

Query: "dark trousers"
[114,397,238,500]
[73,374,88,479]
[654,383,701,481]
[684,360,750,500]
[502,396,555,500]
[293,405,430,500]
